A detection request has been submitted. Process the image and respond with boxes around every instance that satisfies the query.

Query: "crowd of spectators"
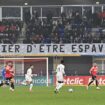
[23,9,105,44]
[0,7,105,44]
[0,20,23,44]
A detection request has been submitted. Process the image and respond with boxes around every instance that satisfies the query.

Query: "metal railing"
[0,4,105,21]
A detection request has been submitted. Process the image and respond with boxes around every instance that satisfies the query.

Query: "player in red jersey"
[87,63,100,90]
[0,61,15,91]
[5,61,15,91]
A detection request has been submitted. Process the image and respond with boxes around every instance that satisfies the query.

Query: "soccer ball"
[68,88,73,92]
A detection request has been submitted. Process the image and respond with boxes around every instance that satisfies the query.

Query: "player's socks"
[95,80,100,89]
[11,83,15,89]
[56,83,60,90]
[29,83,33,91]
[54,89,59,94]
[10,87,14,91]
[96,80,98,87]
[55,83,59,94]
[60,83,64,89]
[55,82,64,93]
[10,83,14,92]
[56,83,64,90]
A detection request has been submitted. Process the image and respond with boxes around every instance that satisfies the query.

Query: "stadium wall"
[64,56,92,76]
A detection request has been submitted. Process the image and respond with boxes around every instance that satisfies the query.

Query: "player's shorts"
[58,81,64,83]
[25,75,32,82]
[6,77,12,81]
[91,75,97,80]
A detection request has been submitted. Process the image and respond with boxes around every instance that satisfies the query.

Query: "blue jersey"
[1,68,6,80]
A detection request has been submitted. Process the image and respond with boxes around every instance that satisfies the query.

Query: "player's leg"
[88,80,94,86]
[96,79,98,87]
[88,75,95,86]
[96,80,100,89]
[28,77,33,91]
[5,78,10,86]
[0,81,4,87]
[95,77,100,89]
[29,81,33,91]
[10,78,15,91]
[20,75,29,86]
[21,80,27,85]
[56,81,64,91]
[55,75,61,93]
[1,76,6,87]
[25,76,33,91]
[0,76,6,87]
[0,78,9,87]
[87,76,94,89]
[19,74,29,86]
[55,75,64,93]
[55,81,60,93]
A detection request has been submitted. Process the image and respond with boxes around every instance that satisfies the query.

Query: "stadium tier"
[0,5,104,43]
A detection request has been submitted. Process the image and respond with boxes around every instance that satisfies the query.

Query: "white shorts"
[25,75,32,82]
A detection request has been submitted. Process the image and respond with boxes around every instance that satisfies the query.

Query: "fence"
[0,4,105,21]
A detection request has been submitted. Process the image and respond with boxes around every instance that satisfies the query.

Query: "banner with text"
[0,44,105,56]
[63,76,105,86]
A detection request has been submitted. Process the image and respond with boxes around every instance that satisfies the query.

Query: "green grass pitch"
[0,86,105,105]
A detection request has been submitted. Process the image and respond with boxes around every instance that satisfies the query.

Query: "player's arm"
[5,65,10,71]
[63,66,66,76]
[11,68,15,77]
[31,74,33,77]
[13,69,15,76]
[52,68,58,75]
[53,67,58,75]
[53,65,59,74]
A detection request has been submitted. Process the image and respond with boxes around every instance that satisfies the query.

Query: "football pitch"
[0,86,105,105]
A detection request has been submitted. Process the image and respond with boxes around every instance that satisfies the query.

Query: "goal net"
[0,57,49,86]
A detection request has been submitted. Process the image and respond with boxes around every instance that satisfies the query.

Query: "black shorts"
[58,81,64,83]
[6,77,12,81]
[91,75,97,80]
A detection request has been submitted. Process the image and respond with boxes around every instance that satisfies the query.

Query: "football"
[68,88,73,92]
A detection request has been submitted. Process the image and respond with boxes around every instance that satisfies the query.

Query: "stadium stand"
[0,0,105,43]
[0,20,23,44]
[23,8,105,43]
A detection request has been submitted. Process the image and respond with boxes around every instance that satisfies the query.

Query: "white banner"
[0,44,105,56]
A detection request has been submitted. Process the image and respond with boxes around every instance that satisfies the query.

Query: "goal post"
[46,57,49,86]
[0,57,49,86]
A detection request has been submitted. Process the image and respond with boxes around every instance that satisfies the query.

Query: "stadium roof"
[0,0,105,6]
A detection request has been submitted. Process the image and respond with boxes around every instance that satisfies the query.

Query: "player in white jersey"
[54,60,65,94]
[21,65,34,92]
